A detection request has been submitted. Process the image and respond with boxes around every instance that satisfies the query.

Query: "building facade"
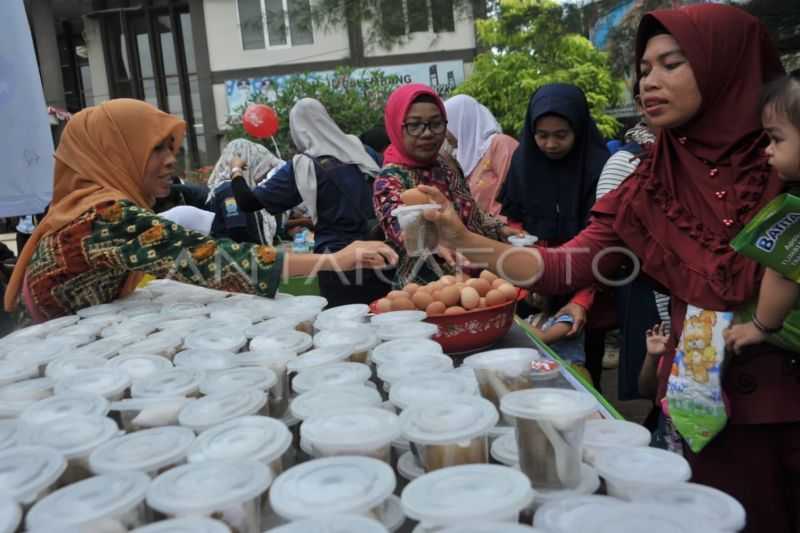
[27,0,479,168]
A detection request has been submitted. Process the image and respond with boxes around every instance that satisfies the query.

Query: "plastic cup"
[314,326,380,364]
[251,330,313,355]
[581,419,652,466]
[500,389,597,490]
[131,368,205,398]
[593,446,692,501]
[267,515,389,533]
[463,348,542,411]
[400,396,498,472]
[508,234,538,248]
[244,317,301,339]
[0,497,19,533]
[173,349,236,372]
[389,372,478,412]
[130,517,231,533]
[0,421,17,452]
[177,389,267,433]
[490,432,518,466]
[532,494,626,531]
[289,385,383,421]
[20,394,110,427]
[392,204,440,257]
[550,502,725,533]
[45,356,107,380]
[527,463,601,512]
[301,407,401,463]
[184,329,247,353]
[377,354,454,392]
[199,367,277,399]
[118,333,183,360]
[233,350,296,418]
[70,337,132,359]
[111,397,193,432]
[370,310,427,327]
[315,304,370,333]
[292,362,372,394]
[439,524,543,533]
[54,367,131,401]
[0,446,66,506]
[376,322,439,342]
[286,345,354,377]
[89,426,196,477]
[630,482,746,532]
[107,353,174,381]
[0,378,54,403]
[370,338,444,367]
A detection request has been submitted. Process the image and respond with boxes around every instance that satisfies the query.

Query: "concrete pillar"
[28,0,66,109]
[82,16,110,105]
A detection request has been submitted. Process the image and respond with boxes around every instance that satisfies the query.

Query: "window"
[237,0,314,49]
[380,0,456,35]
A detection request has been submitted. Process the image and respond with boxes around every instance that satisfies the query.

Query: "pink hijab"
[383,84,447,168]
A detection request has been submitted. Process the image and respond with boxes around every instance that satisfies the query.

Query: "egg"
[440,275,456,286]
[440,285,462,307]
[400,188,432,206]
[480,270,498,283]
[498,283,518,302]
[491,278,507,290]
[376,298,393,313]
[427,281,442,292]
[432,290,443,302]
[404,283,421,296]
[387,290,409,300]
[444,306,466,315]
[412,290,434,311]
[391,297,416,311]
[485,289,506,307]
[466,278,491,296]
[460,287,480,310]
[426,301,447,316]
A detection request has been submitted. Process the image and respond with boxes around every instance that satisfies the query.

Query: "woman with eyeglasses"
[373,84,519,286]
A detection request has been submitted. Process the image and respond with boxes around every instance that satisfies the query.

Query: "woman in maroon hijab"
[419,4,797,532]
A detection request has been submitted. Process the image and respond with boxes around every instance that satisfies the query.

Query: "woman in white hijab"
[229,98,390,306]
[206,138,285,244]
[444,95,518,217]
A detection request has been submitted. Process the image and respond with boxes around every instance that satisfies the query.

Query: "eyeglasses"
[402,120,448,137]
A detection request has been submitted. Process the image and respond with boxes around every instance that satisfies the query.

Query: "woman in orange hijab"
[4,99,396,321]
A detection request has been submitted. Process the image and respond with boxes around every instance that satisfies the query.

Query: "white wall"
[82,16,110,105]
[363,10,476,57]
[203,0,350,72]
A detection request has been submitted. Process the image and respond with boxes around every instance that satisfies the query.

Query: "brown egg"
[426,301,447,316]
[444,306,466,315]
[480,270,498,283]
[376,298,393,313]
[440,275,456,286]
[412,290,434,311]
[440,285,462,307]
[479,297,487,308]
[387,290,409,300]
[498,283,518,302]
[485,289,506,307]
[491,278,507,290]
[404,283,420,296]
[432,290,443,302]
[427,281,442,292]
[454,282,466,291]
[460,286,480,310]
[400,188,432,206]
[391,297,416,311]
[466,278,491,296]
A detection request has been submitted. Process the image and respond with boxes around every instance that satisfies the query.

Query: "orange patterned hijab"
[5,99,185,312]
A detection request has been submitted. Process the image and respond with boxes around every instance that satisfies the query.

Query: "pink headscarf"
[383,84,447,168]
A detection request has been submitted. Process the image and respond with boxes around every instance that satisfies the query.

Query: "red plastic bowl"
[371,289,525,355]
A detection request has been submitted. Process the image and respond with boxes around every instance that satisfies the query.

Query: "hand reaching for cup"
[417,185,467,248]
[333,241,399,271]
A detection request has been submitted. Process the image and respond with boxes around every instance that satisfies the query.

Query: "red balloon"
[242,104,279,139]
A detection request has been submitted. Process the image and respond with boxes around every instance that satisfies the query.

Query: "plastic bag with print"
[667,305,731,453]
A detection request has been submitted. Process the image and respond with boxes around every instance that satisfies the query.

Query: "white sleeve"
[596,150,640,200]
[158,205,216,236]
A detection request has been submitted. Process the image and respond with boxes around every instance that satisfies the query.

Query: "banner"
[225,60,465,114]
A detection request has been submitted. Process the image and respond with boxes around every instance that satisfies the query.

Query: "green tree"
[454,0,624,139]
[224,67,397,158]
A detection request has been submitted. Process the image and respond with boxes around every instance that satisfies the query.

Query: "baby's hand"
[645,322,670,356]
[724,322,767,354]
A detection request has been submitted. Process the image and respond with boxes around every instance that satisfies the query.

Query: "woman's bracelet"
[752,313,782,335]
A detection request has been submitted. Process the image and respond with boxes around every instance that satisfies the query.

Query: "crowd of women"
[2,2,800,531]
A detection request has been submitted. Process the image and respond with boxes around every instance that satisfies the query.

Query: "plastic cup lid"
[252,330,313,354]
[19,415,120,459]
[11,338,73,367]
[127,312,168,330]
[234,350,296,370]
[315,326,379,353]
[26,471,150,529]
[45,356,107,379]
[377,354,454,384]
[631,482,746,531]
[370,310,427,327]
[199,367,277,395]
[292,362,372,394]
[532,463,601,504]
[188,415,291,465]
[183,329,247,353]
[0,360,39,387]
[370,339,443,366]
[121,302,163,317]
[20,393,110,426]
[0,421,16,451]
[0,446,67,504]
[118,333,183,356]
[178,389,267,431]
[398,451,424,481]
[391,203,440,216]
[316,304,370,324]
[208,309,254,326]
[107,353,174,380]
[55,322,104,339]
[508,234,538,247]
[71,337,131,359]
[130,517,231,533]
[161,302,209,319]
[302,407,401,451]
[245,317,300,339]
[376,322,439,342]
[583,419,651,452]
[102,321,157,338]
[158,317,213,337]
[284,295,329,311]
[89,426,196,474]
[146,459,271,515]
[0,378,54,401]
[270,456,395,520]
[594,446,691,487]
[290,385,383,421]
[54,367,131,399]
[463,348,541,372]
[572,503,725,533]
[0,497,19,533]
[77,302,125,318]
[401,464,534,526]
[440,524,542,533]
[77,315,120,329]
[268,515,389,533]
[286,345,355,374]
[37,314,81,333]
[533,494,624,531]
[313,316,365,332]
[389,372,478,411]
[131,368,205,398]
[490,432,518,466]
[174,349,236,371]
[401,395,498,445]
[500,388,597,421]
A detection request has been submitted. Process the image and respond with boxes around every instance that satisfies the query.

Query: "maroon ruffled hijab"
[592,3,785,312]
